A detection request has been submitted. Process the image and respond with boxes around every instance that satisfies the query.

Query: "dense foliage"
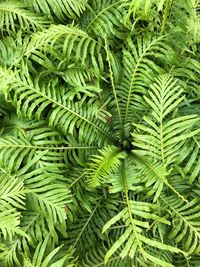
[0,0,200,266]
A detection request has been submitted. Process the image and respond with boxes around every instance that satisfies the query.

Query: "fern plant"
[0,0,200,266]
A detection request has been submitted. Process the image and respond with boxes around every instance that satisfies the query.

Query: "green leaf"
[0,1,49,33]
[132,75,199,166]
[0,209,27,241]
[87,146,127,187]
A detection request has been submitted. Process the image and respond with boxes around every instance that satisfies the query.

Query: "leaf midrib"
[86,1,123,30]
[161,196,200,241]
[0,6,43,27]
[124,36,163,124]
[3,72,112,139]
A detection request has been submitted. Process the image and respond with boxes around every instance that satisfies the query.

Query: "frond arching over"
[0,0,200,266]
[132,75,199,165]
[0,1,49,33]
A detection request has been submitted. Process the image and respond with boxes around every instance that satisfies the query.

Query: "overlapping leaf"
[132,75,200,166]
[0,1,49,33]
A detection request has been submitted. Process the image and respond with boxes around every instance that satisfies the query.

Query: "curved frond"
[27,0,88,20]
[80,243,135,267]
[131,154,186,202]
[82,0,125,39]
[117,34,170,127]
[102,199,180,265]
[0,208,26,241]
[67,201,116,255]
[22,236,76,267]
[0,173,25,210]
[23,168,72,223]
[109,158,145,194]
[26,24,104,74]
[102,160,184,264]
[0,67,112,145]
[0,33,26,67]
[0,1,49,33]
[87,146,127,187]
[132,75,200,166]
[175,136,200,184]
[161,195,200,255]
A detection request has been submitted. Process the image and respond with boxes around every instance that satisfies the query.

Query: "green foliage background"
[0,0,200,266]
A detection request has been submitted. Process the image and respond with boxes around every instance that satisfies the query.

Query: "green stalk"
[161,0,172,33]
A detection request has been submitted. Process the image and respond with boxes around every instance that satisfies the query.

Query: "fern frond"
[109,158,145,194]
[62,66,101,88]
[187,14,200,45]
[169,56,200,97]
[0,133,99,168]
[118,34,170,127]
[122,0,173,33]
[27,0,88,20]
[21,211,60,246]
[82,0,125,39]
[81,243,174,266]
[123,0,163,21]
[104,39,123,133]
[0,0,199,265]
[0,33,26,67]
[175,136,200,184]
[102,199,181,264]
[0,134,57,172]
[23,168,71,223]
[65,168,96,215]
[0,94,10,118]
[0,136,33,172]
[102,160,185,264]
[0,67,112,145]
[178,0,200,45]
[161,195,200,254]
[0,173,25,210]
[26,24,104,74]
[67,200,117,256]
[0,208,26,241]
[80,243,135,267]
[0,211,62,266]
[0,238,22,266]
[132,75,200,166]
[0,117,70,168]
[22,236,75,267]
[131,154,186,202]
[1,161,72,231]
[87,146,127,187]
[0,1,49,33]
[137,247,174,267]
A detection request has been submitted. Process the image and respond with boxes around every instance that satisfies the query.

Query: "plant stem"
[161,0,172,33]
